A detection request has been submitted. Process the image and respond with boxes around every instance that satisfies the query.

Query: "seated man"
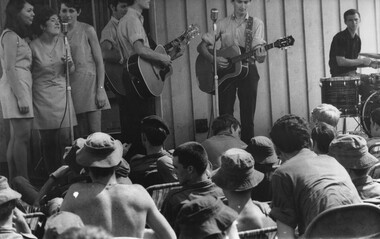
[311,122,337,154]
[367,108,380,156]
[0,176,36,239]
[310,103,341,128]
[330,134,380,200]
[129,115,177,187]
[202,114,247,169]
[212,148,276,231]
[245,136,279,202]
[176,195,239,239]
[269,114,362,238]
[161,141,224,231]
[60,132,175,238]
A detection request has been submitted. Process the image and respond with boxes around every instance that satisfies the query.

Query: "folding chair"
[238,226,277,239]
[304,203,380,238]
[146,182,182,210]
[368,162,380,179]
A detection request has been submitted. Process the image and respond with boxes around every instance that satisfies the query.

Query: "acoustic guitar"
[196,35,295,94]
[126,24,200,99]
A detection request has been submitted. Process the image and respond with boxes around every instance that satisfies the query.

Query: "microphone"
[210,8,218,22]
[62,22,68,35]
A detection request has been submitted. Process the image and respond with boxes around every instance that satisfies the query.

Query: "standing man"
[197,0,267,143]
[329,9,378,77]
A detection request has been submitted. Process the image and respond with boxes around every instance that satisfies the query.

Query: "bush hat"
[212,148,264,191]
[0,176,21,205]
[176,195,238,239]
[246,136,278,164]
[329,134,379,169]
[76,132,122,168]
[43,211,84,239]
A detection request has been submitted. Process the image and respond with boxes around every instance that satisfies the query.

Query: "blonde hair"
[310,104,341,127]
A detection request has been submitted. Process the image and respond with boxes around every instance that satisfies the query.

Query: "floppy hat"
[329,134,379,169]
[76,132,122,168]
[246,136,278,164]
[212,148,264,191]
[0,176,21,205]
[43,211,84,239]
[176,195,238,239]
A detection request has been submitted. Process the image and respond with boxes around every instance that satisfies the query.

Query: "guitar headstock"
[184,24,200,42]
[273,35,295,49]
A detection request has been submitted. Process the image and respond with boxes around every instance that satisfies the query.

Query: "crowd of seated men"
[3,105,380,239]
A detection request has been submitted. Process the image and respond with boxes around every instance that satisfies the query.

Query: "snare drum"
[361,91,380,136]
[320,76,360,117]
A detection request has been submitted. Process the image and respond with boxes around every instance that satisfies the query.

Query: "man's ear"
[187,165,194,174]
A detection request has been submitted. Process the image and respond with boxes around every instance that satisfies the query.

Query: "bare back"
[237,201,276,231]
[61,183,154,237]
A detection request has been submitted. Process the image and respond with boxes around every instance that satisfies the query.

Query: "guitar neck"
[231,43,275,64]
[164,34,186,53]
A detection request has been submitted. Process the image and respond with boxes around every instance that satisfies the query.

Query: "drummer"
[329,9,378,78]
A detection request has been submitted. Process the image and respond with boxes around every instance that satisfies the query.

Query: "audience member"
[1,0,35,181]
[161,142,224,232]
[0,176,36,239]
[310,103,341,128]
[129,115,177,187]
[212,148,276,231]
[367,108,380,156]
[176,195,239,239]
[59,0,110,137]
[329,134,380,200]
[58,225,112,239]
[311,122,337,154]
[43,211,84,239]
[245,136,279,202]
[269,114,361,238]
[60,132,175,238]
[202,114,247,169]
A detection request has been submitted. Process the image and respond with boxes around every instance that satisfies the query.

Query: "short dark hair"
[311,122,337,154]
[211,114,240,135]
[5,0,34,38]
[141,119,169,147]
[371,108,380,126]
[125,0,135,6]
[59,0,82,12]
[270,114,311,153]
[0,199,16,220]
[32,6,57,36]
[344,9,360,22]
[173,142,208,175]
[108,0,129,12]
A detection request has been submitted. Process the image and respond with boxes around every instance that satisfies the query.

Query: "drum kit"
[320,73,380,135]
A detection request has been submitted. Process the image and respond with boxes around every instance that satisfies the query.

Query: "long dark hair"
[4,0,34,38]
[32,6,57,36]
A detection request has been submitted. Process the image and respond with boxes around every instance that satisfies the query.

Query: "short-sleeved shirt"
[117,7,150,61]
[100,16,122,61]
[329,28,361,77]
[202,14,265,52]
[270,148,362,235]
[352,175,380,200]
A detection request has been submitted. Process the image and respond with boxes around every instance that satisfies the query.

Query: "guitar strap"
[244,16,254,64]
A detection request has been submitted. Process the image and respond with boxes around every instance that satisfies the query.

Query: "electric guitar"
[195,35,295,94]
[126,24,200,99]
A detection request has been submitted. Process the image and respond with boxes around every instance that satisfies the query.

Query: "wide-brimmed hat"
[212,148,264,191]
[43,211,84,239]
[76,132,122,168]
[329,134,379,169]
[246,136,278,164]
[176,195,238,239]
[0,176,21,205]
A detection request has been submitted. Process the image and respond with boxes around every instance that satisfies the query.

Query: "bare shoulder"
[2,31,18,44]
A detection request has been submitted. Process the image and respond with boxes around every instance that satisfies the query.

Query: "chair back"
[238,226,277,239]
[304,203,380,238]
[146,182,182,210]
[369,162,380,179]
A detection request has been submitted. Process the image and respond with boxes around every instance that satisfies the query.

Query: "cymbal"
[360,53,380,59]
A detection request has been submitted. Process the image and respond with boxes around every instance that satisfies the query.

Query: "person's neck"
[68,21,78,32]
[347,28,357,38]
[234,12,247,20]
[40,33,58,45]
[131,4,143,14]
[146,145,164,155]
[227,192,252,214]
[91,173,117,186]
[186,174,208,186]
[0,212,13,229]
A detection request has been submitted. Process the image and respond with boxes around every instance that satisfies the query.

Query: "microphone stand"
[64,32,74,143]
[212,21,219,118]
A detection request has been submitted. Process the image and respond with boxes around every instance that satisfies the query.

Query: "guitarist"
[116,0,185,159]
[197,0,267,144]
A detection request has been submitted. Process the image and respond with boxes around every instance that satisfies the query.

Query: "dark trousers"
[119,71,156,160]
[219,64,260,143]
